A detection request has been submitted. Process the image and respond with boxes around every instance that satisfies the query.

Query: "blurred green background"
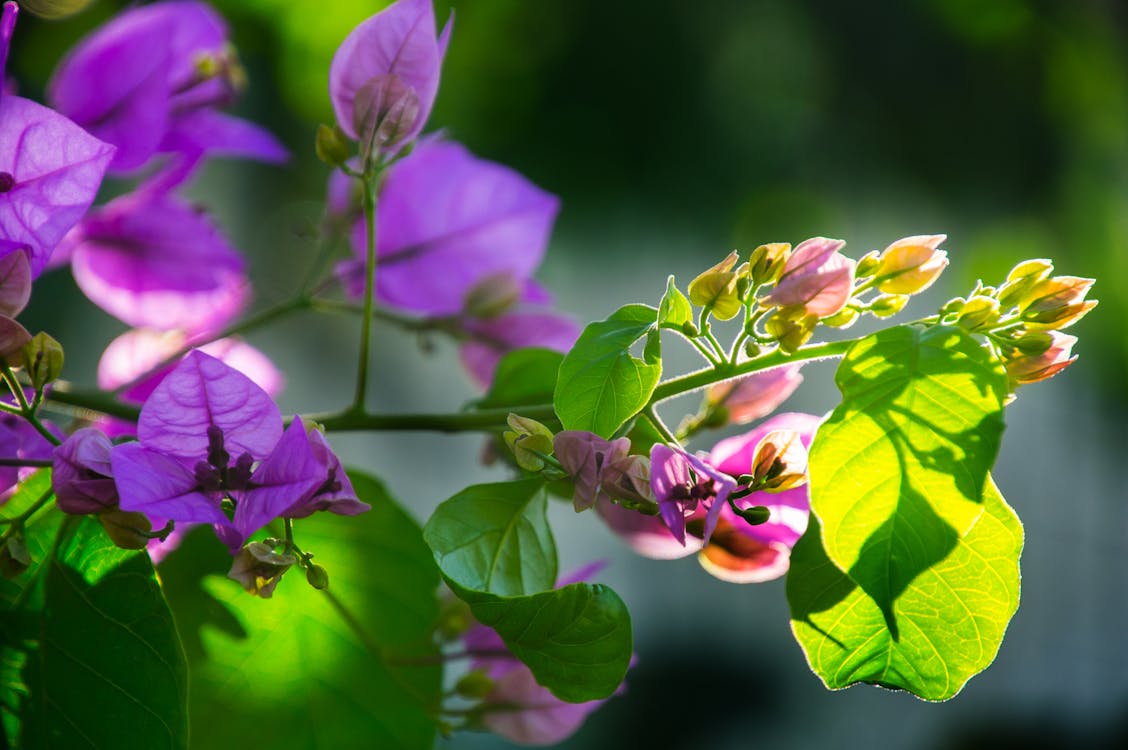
[9,0,1128,748]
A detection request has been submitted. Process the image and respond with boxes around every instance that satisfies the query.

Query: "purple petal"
[329,0,450,142]
[69,190,249,333]
[482,665,608,746]
[1,2,17,90]
[710,412,821,548]
[595,498,701,560]
[0,242,30,317]
[682,450,737,545]
[48,0,228,173]
[344,140,559,316]
[0,96,115,274]
[138,350,282,462]
[234,421,325,547]
[286,429,369,517]
[98,329,284,405]
[52,428,118,514]
[113,441,230,526]
[459,307,579,388]
[159,110,288,165]
[649,444,691,545]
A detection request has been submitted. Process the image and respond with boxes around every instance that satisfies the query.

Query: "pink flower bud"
[763,237,856,317]
[874,234,948,295]
[1018,275,1095,330]
[707,364,803,425]
[53,427,118,514]
[1005,331,1078,385]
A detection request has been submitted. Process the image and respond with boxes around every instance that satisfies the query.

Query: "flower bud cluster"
[939,259,1096,389]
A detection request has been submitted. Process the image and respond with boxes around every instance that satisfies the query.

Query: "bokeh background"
[8,0,1128,748]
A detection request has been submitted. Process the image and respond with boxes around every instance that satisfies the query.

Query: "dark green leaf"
[788,477,1022,701]
[181,471,442,750]
[474,347,564,410]
[17,517,189,749]
[422,479,555,597]
[464,581,633,703]
[424,479,633,703]
[554,304,662,438]
[809,325,1008,615]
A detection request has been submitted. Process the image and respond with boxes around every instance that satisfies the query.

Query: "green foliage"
[657,275,694,330]
[554,304,662,438]
[788,478,1022,700]
[3,489,189,750]
[423,478,556,596]
[172,472,442,750]
[793,324,1019,700]
[424,479,633,703]
[474,347,564,410]
[468,581,633,703]
[809,325,1008,613]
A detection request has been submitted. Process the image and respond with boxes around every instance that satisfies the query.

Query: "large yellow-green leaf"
[810,324,1008,615]
[788,478,1022,701]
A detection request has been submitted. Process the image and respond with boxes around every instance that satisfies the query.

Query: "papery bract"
[114,351,364,551]
[1005,330,1078,385]
[52,427,118,514]
[98,328,283,405]
[707,363,803,425]
[553,431,649,512]
[874,234,948,295]
[65,189,248,333]
[329,0,452,143]
[764,237,855,317]
[595,498,701,560]
[0,95,114,275]
[704,412,820,582]
[0,242,30,317]
[460,307,580,389]
[49,0,285,174]
[650,444,736,547]
[338,140,559,316]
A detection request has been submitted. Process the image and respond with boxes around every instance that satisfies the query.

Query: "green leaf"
[178,472,442,750]
[424,480,633,703]
[423,478,555,597]
[475,347,564,410]
[464,581,633,704]
[554,304,662,438]
[13,516,189,749]
[657,275,693,329]
[788,477,1022,701]
[809,325,1008,616]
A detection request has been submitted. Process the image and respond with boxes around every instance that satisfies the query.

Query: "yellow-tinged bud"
[98,510,153,550]
[503,413,555,472]
[1018,276,1097,330]
[463,272,522,318]
[874,235,949,295]
[748,243,791,286]
[748,430,808,492]
[21,332,64,389]
[688,251,744,320]
[940,296,966,316]
[869,294,909,318]
[855,250,882,277]
[997,259,1054,308]
[957,295,1001,332]
[1023,300,1098,331]
[822,306,860,328]
[315,124,352,167]
[455,670,495,700]
[1013,331,1055,355]
[1005,331,1078,385]
[765,307,817,353]
[228,542,297,599]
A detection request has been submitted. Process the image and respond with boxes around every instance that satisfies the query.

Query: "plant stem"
[352,175,379,411]
[314,404,559,434]
[0,458,52,468]
[110,295,314,397]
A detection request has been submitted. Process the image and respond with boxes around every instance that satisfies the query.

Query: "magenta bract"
[329,0,452,143]
[66,189,249,334]
[52,428,119,515]
[338,139,559,316]
[49,0,285,175]
[650,444,736,547]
